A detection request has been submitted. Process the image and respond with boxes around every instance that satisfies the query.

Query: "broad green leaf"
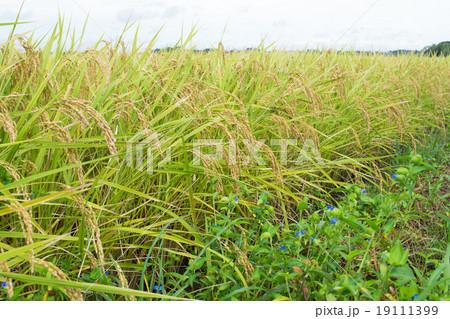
[0,271,188,300]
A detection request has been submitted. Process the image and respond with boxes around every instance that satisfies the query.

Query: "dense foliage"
[424,41,450,57]
[0,23,448,300]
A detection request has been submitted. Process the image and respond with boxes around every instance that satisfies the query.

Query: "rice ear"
[0,247,14,298]
[42,122,85,185]
[85,106,118,158]
[31,258,83,301]
[0,100,17,142]
[113,260,134,301]
[71,193,105,269]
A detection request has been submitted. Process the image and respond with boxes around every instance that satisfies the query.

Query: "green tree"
[424,41,450,57]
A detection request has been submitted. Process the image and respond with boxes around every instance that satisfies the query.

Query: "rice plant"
[0,21,448,300]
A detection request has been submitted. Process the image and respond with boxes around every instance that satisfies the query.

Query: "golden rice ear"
[262,143,283,185]
[386,104,405,142]
[231,241,254,281]
[114,101,164,157]
[0,100,17,143]
[0,113,17,143]
[370,162,384,193]
[31,258,83,301]
[0,247,14,299]
[214,119,241,189]
[12,37,43,89]
[270,115,290,138]
[84,106,118,158]
[57,98,91,129]
[83,249,99,269]
[113,260,134,301]
[407,133,417,153]
[42,122,85,185]
[193,149,223,192]
[0,161,28,200]
[6,201,35,273]
[70,193,104,269]
[81,50,111,94]
[19,159,39,175]
[58,98,118,159]
[355,97,371,134]
[0,161,34,273]
[350,127,362,153]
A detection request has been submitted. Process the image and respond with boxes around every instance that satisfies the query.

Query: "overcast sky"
[0,0,448,51]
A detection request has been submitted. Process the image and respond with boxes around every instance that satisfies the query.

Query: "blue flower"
[280,245,287,251]
[413,294,419,299]
[366,238,371,242]
[296,230,305,237]
[326,206,334,210]
[1,282,6,288]
[392,174,398,179]
[265,201,268,205]
[153,285,163,292]
[330,218,338,224]
[361,189,367,194]
[426,158,431,160]
[234,197,239,202]
[311,237,316,242]
[105,271,108,277]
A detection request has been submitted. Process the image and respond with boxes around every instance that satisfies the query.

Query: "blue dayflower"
[326,206,334,210]
[1,282,6,288]
[426,158,431,160]
[234,197,239,203]
[301,230,305,235]
[361,189,367,194]
[330,218,338,224]
[153,285,163,292]
[366,238,371,242]
[311,237,316,242]
[280,245,287,251]
[392,174,398,179]
[296,231,300,237]
[413,294,419,299]
[105,271,108,277]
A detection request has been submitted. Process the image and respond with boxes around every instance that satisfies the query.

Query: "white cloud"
[163,6,183,18]
[116,8,137,23]
[0,0,448,51]
[272,19,288,28]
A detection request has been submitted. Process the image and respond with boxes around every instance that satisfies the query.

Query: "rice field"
[0,25,449,301]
